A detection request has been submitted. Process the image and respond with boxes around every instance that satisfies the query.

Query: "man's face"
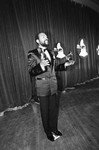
[38,33,49,47]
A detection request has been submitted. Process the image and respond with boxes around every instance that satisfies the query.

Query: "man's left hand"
[64,60,75,67]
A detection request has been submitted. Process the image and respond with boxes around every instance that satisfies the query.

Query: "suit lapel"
[33,49,54,69]
[33,49,41,58]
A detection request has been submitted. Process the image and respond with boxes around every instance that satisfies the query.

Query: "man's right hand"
[40,59,50,70]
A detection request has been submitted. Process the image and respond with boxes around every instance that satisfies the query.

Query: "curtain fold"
[0,0,99,111]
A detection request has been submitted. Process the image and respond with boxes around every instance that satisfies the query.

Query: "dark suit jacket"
[28,48,67,96]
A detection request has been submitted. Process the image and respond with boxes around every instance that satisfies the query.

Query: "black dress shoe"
[47,134,55,141]
[53,130,62,136]
[34,97,40,105]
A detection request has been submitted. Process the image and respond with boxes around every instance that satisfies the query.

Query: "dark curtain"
[0,0,99,111]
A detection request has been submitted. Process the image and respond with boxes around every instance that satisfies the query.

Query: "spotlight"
[77,39,88,57]
[54,42,66,58]
[96,45,99,55]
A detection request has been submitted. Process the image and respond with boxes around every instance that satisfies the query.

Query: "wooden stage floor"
[0,78,99,150]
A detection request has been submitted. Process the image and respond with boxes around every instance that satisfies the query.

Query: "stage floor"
[0,78,99,150]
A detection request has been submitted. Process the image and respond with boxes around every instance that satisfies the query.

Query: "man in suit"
[28,32,72,141]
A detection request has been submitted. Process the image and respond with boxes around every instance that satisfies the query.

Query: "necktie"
[41,50,52,66]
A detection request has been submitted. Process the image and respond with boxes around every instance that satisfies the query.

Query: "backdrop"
[0,0,99,111]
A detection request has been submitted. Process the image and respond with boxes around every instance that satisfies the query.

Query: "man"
[28,32,73,141]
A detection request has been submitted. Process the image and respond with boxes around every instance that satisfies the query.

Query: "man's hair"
[35,32,48,42]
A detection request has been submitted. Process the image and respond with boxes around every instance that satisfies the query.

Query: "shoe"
[34,98,40,105]
[34,101,40,105]
[53,130,62,136]
[53,134,60,140]
[47,134,55,141]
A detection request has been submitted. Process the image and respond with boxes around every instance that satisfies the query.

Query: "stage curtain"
[0,0,99,111]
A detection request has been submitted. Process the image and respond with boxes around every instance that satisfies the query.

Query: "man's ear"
[36,39,39,44]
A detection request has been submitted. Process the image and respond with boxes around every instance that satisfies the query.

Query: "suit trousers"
[39,94,59,136]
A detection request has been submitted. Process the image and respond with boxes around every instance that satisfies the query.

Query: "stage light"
[77,39,88,57]
[54,42,75,66]
[96,45,99,55]
[54,42,66,58]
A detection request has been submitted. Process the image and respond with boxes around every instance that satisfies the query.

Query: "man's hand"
[40,59,50,70]
[64,60,75,67]
[40,59,50,67]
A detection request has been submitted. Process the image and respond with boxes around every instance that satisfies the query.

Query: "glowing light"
[77,39,88,57]
[96,45,99,55]
[55,42,66,58]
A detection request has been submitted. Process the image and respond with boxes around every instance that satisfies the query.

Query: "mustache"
[44,39,48,42]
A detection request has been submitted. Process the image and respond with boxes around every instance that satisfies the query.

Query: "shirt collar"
[37,46,47,53]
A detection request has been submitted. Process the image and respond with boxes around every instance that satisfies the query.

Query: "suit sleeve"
[28,52,46,76]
